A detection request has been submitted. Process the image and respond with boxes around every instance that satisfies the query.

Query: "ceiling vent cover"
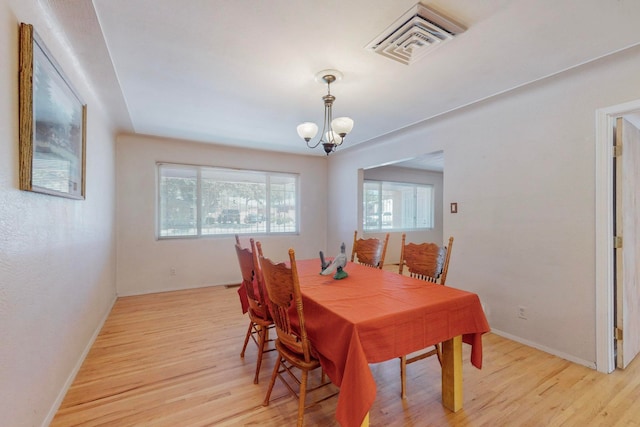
[366,3,465,65]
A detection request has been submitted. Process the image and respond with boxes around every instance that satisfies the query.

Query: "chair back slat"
[351,231,390,269]
[259,248,313,362]
[411,272,439,283]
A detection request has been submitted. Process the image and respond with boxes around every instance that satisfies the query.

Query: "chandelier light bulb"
[325,131,343,146]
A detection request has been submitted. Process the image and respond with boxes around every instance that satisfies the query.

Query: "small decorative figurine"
[320,242,348,280]
[319,250,330,272]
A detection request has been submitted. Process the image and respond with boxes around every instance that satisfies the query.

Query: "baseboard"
[41,294,118,427]
[490,328,596,370]
[117,282,229,297]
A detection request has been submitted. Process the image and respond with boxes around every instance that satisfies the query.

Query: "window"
[363,180,434,231]
[158,163,298,238]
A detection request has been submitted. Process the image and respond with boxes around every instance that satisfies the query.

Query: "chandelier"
[296,69,354,155]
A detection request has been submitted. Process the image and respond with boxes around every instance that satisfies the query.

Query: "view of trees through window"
[363,180,434,231]
[158,164,298,237]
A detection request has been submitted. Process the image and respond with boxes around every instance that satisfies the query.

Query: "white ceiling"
[46,0,640,165]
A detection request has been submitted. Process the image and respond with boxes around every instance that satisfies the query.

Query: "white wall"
[0,0,117,426]
[116,134,328,296]
[327,44,640,367]
[362,165,444,264]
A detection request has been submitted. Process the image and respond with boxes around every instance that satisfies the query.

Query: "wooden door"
[614,117,640,369]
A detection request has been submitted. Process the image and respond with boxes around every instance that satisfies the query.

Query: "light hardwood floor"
[52,284,640,426]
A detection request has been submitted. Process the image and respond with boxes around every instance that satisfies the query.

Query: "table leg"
[441,335,463,411]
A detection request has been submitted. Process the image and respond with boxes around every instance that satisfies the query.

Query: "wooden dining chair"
[398,235,454,398]
[235,238,275,384]
[350,231,390,269]
[259,247,336,427]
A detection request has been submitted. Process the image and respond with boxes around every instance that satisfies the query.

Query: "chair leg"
[400,355,407,399]
[297,369,308,427]
[240,321,253,357]
[263,356,281,406]
[254,326,267,384]
[435,343,442,366]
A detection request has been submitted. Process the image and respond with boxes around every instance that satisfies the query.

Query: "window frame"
[362,179,435,232]
[157,162,300,239]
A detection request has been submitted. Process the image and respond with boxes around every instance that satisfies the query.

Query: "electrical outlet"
[170,268,176,276]
[517,305,527,320]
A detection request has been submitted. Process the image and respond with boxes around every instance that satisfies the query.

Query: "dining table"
[293,259,490,427]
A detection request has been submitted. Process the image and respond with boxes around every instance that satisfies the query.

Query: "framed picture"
[19,23,86,199]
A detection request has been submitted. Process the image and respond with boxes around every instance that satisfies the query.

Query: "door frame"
[595,99,640,373]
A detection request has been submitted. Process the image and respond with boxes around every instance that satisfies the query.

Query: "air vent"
[366,3,465,65]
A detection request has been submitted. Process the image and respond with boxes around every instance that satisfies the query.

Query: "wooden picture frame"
[19,23,86,199]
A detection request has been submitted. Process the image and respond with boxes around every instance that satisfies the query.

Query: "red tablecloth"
[237,276,262,314]
[294,260,490,427]
[237,285,249,314]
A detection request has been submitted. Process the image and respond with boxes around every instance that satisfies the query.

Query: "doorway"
[595,101,640,373]
[359,151,445,264]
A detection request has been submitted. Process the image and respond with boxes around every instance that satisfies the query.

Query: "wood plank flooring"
[52,285,640,426]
